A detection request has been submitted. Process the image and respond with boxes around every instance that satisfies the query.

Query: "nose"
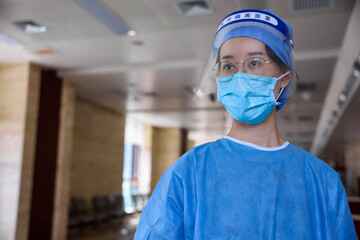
[234,62,245,74]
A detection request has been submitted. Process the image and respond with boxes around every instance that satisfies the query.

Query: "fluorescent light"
[354,69,360,78]
[25,25,47,33]
[301,91,312,102]
[75,0,133,35]
[339,93,346,102]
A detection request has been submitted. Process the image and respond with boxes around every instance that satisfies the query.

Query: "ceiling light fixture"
[13,20,47,33]
[289,0,336,13]
[175,0,213,16]
[127,30,136,37]
[297,82,317,102]
[74,0,135,36]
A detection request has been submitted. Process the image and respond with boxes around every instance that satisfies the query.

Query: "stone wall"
[70,98,125,213]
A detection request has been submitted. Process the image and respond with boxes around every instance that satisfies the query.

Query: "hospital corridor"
[1,0,360,239]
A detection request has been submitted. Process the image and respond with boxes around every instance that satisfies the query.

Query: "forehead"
[220,37,266,58]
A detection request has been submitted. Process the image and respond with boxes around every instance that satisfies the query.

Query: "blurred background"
[0,0,359,239]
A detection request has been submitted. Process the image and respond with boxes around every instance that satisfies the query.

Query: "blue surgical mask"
[217,71,290,125]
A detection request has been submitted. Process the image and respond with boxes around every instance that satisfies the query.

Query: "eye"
[248,59,262,68]
[222,63,235,70]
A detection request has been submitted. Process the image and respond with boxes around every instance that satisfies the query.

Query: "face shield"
[194,9,295,111]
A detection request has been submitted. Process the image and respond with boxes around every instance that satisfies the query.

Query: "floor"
[68,214,140,240]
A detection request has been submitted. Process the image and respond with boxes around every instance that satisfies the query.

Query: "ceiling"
[0,0,359,157]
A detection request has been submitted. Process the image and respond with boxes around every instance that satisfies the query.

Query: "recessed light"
[127,30,136,37]
[13,20,47,33]
[175,0,213,16]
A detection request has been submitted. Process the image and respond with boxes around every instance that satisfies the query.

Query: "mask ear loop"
[276,71,291,80]
[275,71,290,105]
[275,88,285,105]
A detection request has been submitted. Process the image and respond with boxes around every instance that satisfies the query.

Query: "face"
[219,37,290,98]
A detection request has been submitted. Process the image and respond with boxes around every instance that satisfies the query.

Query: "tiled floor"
[68,214,140,240]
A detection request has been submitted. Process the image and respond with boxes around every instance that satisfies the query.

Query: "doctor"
[134,9,357,239]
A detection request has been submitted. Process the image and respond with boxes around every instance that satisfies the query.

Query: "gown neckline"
[223,136,289,151]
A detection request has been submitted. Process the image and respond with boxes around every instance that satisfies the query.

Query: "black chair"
[108,194,127,218]
[74,197,95,226]
[68,197,94,236]
[68,198,80,229]
[92,195,116,231]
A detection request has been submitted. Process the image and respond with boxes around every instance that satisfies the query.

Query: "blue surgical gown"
[134,136,357,239]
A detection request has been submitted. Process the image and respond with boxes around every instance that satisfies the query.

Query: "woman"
[134,9,357,239]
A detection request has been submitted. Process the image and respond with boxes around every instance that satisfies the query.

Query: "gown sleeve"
[134,167,185,239]
[327,171,358,240]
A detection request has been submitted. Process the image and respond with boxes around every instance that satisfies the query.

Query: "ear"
[280,72,291,88]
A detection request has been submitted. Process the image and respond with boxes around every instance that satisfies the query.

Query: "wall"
[0,63,40,240]
[70,98,125,211]
[150,127,182,192]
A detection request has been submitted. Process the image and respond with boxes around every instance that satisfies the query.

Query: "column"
[150,127,187,193]
[0,63,41,240]
[51,80,76,240]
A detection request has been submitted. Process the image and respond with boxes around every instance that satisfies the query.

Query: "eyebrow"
[220,51,266,60]
[248,51,266,56]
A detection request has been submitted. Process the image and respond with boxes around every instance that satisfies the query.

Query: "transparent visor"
[194,21,297,102]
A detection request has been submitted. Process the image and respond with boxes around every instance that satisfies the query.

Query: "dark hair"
[264,44,289,72]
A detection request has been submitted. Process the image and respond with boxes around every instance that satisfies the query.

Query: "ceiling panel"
[290,11,353,51]
[295,58,336,83]
[104,0,168,33]
[175,26,217,59]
